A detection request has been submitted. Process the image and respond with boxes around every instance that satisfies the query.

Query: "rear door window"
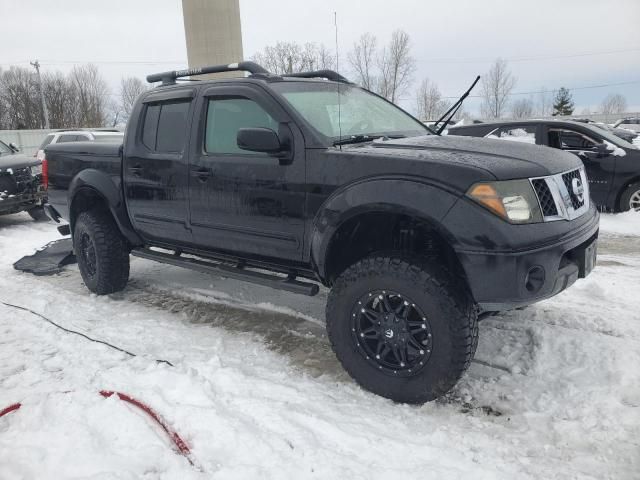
[487,126,537,144]
[141,101,191,153]
[56,134,79,143]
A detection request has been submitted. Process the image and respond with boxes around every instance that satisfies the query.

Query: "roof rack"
[283,69,351,84]
[146,61,270,85]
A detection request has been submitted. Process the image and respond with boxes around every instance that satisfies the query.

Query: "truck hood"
[0,153,40,170]
[361,134,582,180]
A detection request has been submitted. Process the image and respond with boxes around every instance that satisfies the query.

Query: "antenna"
[334,11,342,148]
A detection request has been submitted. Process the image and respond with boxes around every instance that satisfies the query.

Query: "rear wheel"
[326,254,478,404]
[73,210,130,295]
[620,182,640,212]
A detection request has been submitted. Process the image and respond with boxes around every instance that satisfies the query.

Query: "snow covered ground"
[0,212,639,479]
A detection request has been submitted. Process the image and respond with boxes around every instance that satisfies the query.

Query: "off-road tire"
[619,182,640,212]
[73,210,130,295]
[326,254,478,404]
[27,206,48,222]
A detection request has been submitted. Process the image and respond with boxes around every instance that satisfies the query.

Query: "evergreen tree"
[552,87,574,116]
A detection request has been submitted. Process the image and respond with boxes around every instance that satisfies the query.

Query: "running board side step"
[130,248,320,296]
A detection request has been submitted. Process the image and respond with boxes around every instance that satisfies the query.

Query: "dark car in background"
[0,139,47,220]
[571,118,638,143]
[448,119,640,212]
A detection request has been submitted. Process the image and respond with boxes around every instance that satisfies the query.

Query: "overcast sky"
[2,0,639,115]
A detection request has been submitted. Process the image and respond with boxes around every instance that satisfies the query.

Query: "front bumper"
[0,190,46,215]
[454,204,599,312]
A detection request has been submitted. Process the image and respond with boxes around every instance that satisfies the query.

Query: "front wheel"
[619,182,640,212]
[326,255,478,404]
[73,210,130,295]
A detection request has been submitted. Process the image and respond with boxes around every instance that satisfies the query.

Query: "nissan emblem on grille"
[572,177,584,203]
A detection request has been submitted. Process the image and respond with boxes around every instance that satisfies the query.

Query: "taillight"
[41,157,48,189]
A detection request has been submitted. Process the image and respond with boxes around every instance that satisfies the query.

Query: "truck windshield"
[271,82,429,142]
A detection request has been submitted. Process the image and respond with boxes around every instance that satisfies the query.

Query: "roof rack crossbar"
[146,61,270,85]
[283,70,351,83]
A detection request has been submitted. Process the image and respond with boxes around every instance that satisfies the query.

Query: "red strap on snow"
[99,390,193,465]
[0,403,21,418]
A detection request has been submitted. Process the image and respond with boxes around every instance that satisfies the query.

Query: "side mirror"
[8,142,19,152]
[592,143,613,156]
[237,128,284,155]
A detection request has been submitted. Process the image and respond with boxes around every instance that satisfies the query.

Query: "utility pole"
[30,60,50,129]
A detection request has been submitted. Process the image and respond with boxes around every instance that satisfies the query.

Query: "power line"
[421,47,640,64]
[441,79,640,99]
[2,46,639,68]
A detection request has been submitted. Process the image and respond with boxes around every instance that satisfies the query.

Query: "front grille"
[0,174,17,195]
[562,169,585,210]
[532,179,558,216]
[530,167,589,222]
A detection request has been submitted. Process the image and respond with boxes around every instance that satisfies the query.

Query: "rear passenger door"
[123,88,195,244]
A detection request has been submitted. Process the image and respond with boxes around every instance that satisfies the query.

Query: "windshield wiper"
[432,75,481,135]
[333,134,406,146]
[333,134,383,146]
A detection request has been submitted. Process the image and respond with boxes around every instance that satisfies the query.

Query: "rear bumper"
[456,205,599,312]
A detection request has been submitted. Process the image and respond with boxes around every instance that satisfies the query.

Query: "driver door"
[545,127,616,202]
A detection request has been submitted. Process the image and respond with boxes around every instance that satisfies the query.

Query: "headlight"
[30,164,43,176]
[467,179,543,224]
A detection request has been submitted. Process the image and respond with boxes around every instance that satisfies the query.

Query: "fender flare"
[67,169,142,245]
[309,177,462,281]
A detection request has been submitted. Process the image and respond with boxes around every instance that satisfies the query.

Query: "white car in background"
[36,129,124,161]
[613,117,640,134]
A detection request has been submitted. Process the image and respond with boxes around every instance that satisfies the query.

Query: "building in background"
[182,0,244,78]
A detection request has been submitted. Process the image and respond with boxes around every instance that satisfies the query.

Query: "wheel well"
[615,175,640,209]
[69,188,110,231]
[323,212,468,287]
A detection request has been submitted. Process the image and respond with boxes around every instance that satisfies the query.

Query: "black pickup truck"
[44,62,599,404]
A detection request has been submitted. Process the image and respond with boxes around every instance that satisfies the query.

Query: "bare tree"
[252,42,334,75]
[348,33,378,90]
[600,93,627,115]
[480,58,516,119]
[120,77,147,122]
[69,64,110,127]
[42,71,78,128]
[377,30,415,103]
[415,78,449,121]
[535,87,554,117]
[0,66,42,129]
[510,97,534,119]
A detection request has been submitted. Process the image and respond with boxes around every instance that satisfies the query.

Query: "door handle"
[192,168,211,182]
[129,164,142,176]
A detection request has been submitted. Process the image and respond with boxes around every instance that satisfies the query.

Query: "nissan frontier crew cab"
[43,62,599,404]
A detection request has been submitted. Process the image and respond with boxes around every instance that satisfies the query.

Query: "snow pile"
[599,211,640,236]
[1,212,639,479]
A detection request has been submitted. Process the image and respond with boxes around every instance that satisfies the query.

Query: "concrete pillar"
[181,0,244,79]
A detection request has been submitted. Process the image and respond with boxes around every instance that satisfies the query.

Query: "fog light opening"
[525,266,545,293]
